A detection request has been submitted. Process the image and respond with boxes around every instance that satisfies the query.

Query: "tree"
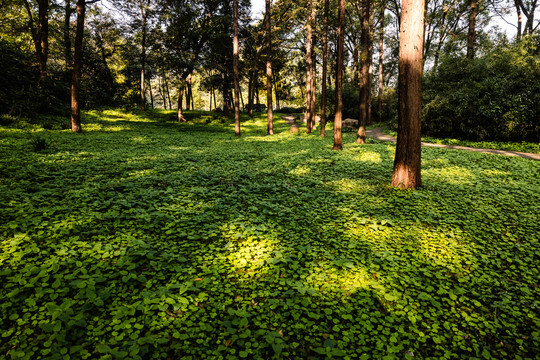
[233,0,241,136]
[22,0,49,87]
[377,0,386,121]
[138,0,151,110]
[320,0,329,136]
[71,0,87,132]
[305,0,315,133]
[356,0,371,144]
[266,0,274,135]
[467,0,479,59]
[333,0,346,151]
[391,0,425,189]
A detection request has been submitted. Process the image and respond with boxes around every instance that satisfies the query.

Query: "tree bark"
[466,0,477,59]
[391,0,425,189]
[305,0,314,133]
[64,0,72,67]
[23,0,49,87]
[320,0,329,137]
[177,86,185,122]
[515,0,522,40]
[186,74,192,110]
[233,0,241,136]
[377,0,385,122]
[139,0,149,111]
[357,0,370,144]
[248,70,254,116]
[148,77,154,108]
[71,0,86,133]
[333,0,345,151]
[266,0,274,135]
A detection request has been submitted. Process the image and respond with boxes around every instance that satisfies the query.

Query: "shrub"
[422,34,540,142]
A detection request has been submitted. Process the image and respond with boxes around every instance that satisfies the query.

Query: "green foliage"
[423,34,540,142]
[1,109,539,359]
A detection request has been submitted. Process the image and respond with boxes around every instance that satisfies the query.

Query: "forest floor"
[1,109,539,359]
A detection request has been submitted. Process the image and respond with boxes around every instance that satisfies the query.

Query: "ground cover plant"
[1,109,539,359]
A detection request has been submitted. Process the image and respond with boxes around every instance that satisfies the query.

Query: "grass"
[1,109,539,359]
[382,127,540,154]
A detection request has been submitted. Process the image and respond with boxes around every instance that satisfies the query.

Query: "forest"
[0,0,539,359]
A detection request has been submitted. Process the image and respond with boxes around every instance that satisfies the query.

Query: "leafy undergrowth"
[382,128,540,154]
[1,109,539,360]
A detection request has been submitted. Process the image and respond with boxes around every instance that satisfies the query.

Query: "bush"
[422,34,540,142]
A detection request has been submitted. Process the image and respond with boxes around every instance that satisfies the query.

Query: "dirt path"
[366,127,540,160]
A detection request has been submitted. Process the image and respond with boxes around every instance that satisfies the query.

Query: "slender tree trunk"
[248,71,254,116]
[64,0,72,68]
[23,0,49,87]
[240,85,244,109]
[266,0,274,134]
[311,33,317,130]
[515,0,522,40]
[273,73,280,110]
[305,0,314,133]
[255,75,260,106]
[177,85,185,122]
[466,0,478,59]
[139,0,148,111]
[367,0,374,126]
[71,0,86,133]
[233,0,241,136]
[148,77,154,109]
[186,74,192,110]
[163,70,172,109]
[357,0,370,144]
[159,75,167,109]
[212,86,216,109]
[321,0,329,136]
[391,0,425,189]
[333,0,345,151]
[378,0,385,122]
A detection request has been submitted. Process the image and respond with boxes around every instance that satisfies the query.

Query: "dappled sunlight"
[348,149,383,163]
[423,165,475,184]
[289,165,311,176]
[303,260,379,295]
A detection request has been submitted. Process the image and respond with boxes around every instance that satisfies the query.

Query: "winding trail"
[366,127,540,160]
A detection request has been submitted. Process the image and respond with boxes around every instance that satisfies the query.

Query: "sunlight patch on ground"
[423,166,475,184]
[289,165,311,176]
[349,149,383,163]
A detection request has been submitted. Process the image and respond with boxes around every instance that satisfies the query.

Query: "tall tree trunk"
[233,0,241,136]
[333,0,345,151]
[311,33,317,130]
[23,0,49,87]
[248,71,254,116]
[148,77,154,109]
[240,85,244,109]
[515,0,522,40]
[273,73,280,110]
[466,0,478,59]
[391,0,425,189]
[321,0,329,136]
[163,70,172,109]
[177,85,185,122]
[266,0,274,135]
[377,0,385,122]
[159,75,167,109]
[367,0,374,125]
[139,0,149,111]
[305,0,314,133]
[186,74,192,110]
[357,0,371,144]
[71,0,86,133]
[212,85,216,109]
[64,0,72,68]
